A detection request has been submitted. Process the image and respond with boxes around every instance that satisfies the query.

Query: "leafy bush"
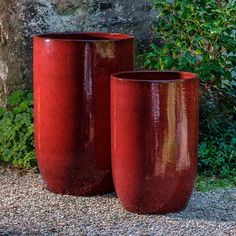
[0,90,36,168]
[198,123,236,177]
[143,0,236,177]
[145,0,235,85]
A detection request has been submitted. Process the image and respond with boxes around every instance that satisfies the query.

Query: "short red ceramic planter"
[111,71,199,214]
[33,32,134,196]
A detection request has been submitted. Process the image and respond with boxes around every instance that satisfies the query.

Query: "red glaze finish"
[34,32,134,196]
[111,71,199,214]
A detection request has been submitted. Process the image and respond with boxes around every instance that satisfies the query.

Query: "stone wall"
[0,0,155,106]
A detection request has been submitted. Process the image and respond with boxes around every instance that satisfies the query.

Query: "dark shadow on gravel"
[168,190,236,223]
[0,229,22,236]
[80,192,117,199]
[101,192,117,198]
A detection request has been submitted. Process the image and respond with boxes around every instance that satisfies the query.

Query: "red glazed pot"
[33,32,134,196]
[111,71,199,214]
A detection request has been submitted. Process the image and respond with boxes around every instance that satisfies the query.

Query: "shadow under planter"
[33,32,134,196]
[111,71,199,214]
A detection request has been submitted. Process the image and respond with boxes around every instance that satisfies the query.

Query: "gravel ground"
[0,168,235,236]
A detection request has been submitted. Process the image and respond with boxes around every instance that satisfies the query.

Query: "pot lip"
[34,32,134,42]
[111,70,199,83]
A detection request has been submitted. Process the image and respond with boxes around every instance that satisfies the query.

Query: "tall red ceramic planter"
[33,32,134,196]
[111,71,199,214]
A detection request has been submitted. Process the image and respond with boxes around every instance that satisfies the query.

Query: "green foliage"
[145,0,235,87]
[143,0,236,177]
[0,90,36,168]
[198,123,236,177]
[195,175,236,192]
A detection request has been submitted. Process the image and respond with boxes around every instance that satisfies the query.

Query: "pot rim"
[34,32,134,42]
[111,70,199,83]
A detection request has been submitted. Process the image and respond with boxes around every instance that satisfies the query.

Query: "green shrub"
[198,123,236,177]
[144,0,235,85]
[143,0,236,177]
[0,90,36,168]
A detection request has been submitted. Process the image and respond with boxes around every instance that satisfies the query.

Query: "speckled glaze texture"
[33,32,134,196]
[111,71,199,214]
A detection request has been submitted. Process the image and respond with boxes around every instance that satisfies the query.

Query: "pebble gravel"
[0,168,235,236]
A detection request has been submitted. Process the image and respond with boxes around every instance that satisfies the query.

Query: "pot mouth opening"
[34,32,133,42]
[112,71,198,83]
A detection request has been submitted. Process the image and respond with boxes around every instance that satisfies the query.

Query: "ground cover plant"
[0,90,36,168]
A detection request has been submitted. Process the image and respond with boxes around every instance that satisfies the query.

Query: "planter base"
[45,173,114,196]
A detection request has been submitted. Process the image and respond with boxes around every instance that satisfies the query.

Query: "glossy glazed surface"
[111,71,199,214]
[34,32,134,195]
